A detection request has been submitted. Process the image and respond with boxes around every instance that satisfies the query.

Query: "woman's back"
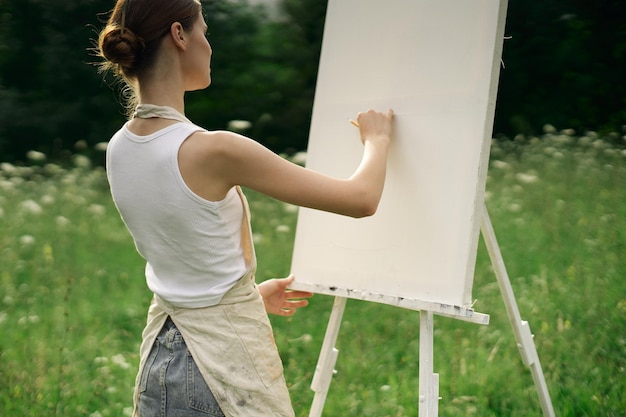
[107,121,246,307]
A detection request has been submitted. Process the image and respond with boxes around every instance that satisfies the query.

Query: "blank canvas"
[290,0,507,310]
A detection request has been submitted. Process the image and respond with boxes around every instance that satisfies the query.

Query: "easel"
[307,203,555,417]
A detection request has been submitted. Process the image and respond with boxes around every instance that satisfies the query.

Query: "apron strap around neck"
[134,104,192,124]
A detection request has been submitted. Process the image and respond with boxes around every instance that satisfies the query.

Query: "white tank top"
[106,122,246,307]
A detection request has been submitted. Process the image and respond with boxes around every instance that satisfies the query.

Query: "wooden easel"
[307,203,555,417]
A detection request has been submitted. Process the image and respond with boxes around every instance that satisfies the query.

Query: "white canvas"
[290,0,507,311]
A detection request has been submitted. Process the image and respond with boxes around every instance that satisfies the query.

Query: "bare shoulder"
[181,129,276,174]
[177,130,265,200]
[182,129,256,158]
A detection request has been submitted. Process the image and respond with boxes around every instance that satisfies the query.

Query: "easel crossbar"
[288,282,490,325]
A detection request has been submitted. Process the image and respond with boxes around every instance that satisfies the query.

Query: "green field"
[1,129,624,416]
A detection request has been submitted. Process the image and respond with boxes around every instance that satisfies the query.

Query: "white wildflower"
[0,312,7,324]
[544,146,557,156]
[0,180,13,191]
[0,162,17,174]
[41,194,55,205]
[26,150,46,162]
[123,407,133,416]
[20,199,43,215]
[44,163,64,176]
[282,203,298,213]
[56,216,71,228]
[542,124,556,134]
[73,154,91,169]
[584,238,596,247]
[508,203,522,213]
[380,385,391,392]
[9,176,24,186]
[275,224,290,233]
[94,142,109,152]
[290,151,308,165]
[111,354,131,369]
[94,357,109,365]
[491,160,510,170]
[515,172,539,184]
[227,120,252,132]
[592,139,605,149]
[252,233,264,245]
[0,207,4,218]
[74,140,88,151]
[89,412,103,417]
[19,235,35,246]
[3,295,14,305]
[88,204,106,216]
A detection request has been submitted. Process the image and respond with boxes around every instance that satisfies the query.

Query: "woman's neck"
[137,72,186,115]
[138,92,185,115]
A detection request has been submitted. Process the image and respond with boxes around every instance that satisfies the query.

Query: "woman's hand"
[258,275,314,316]
[356,108,394,146]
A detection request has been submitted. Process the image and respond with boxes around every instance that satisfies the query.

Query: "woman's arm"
[179,109,394,218]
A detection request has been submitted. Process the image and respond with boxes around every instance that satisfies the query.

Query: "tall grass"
[1,128,624,416]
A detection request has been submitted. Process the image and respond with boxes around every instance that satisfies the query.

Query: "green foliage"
[0,0,326,163]
[188,0,326,153]
[1,0,624,163]
[496,0,626,136]
[1,131,624,416]
[0,0,123,162]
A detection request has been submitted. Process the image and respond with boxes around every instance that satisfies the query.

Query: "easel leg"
[309,296,347,417]
[480,203,555,417]
[419,310,439,417]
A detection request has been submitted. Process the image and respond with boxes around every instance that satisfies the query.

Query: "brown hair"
[97,0,202,109]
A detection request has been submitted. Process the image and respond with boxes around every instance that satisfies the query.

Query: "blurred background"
[0,0,625,164]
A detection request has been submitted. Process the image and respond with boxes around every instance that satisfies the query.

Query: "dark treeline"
[0,0,624,164]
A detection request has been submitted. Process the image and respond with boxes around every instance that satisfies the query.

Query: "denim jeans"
[138,318,225,417]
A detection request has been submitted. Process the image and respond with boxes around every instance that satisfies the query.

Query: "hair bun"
[99,26,146,71]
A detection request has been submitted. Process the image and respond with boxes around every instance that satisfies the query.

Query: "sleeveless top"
[106,121,247,307]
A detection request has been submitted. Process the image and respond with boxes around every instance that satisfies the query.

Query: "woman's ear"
[169,22,187,50]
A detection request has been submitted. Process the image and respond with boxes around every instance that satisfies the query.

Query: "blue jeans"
[138,318,225,417]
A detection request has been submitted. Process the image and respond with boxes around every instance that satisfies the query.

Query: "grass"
[0,127,625,416]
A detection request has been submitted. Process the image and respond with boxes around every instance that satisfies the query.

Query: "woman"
[97,0,393,416]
